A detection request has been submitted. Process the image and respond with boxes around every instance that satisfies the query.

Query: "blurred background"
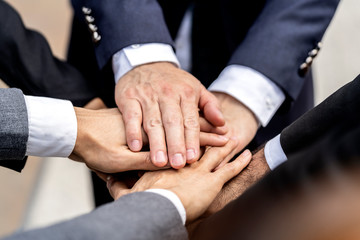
[1,0,360,237]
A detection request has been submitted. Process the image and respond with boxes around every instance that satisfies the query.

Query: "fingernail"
[131,140,141,150]
[242,149,251,157]
[186,149,196,161]
[171,153,184,167]
[155,151,167,165]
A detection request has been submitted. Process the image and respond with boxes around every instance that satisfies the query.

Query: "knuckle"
[163,115,183,127]
[161,84,175,97]
[184,116,199,129]
[124,110,141,121]
[182,85,196,98]
[144,118,163,131]
[123,88,137,99]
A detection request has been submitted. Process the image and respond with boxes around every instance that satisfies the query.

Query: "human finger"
[118,99,143,151]
[199,139,238,171]
[160,99,186,169]
[142,100,168,167]
[107,177,131,200]
[214,149,252,183]
[199,87,225,127]
[181,96,200,164]
[199,117,228,135]
[199,132,228,147]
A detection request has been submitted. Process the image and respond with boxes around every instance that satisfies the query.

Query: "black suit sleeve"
[280,75,360,157]
[0,1,96,107]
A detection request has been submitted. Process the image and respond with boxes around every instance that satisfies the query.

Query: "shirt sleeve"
[208,65,286,127]
[112,43,180,84]
[24,96,77,158]
[264,134,288,170]
[145,189,186,225]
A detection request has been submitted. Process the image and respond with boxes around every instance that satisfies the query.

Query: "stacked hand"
[115,62,225,169]
[69,107,229,173]
[104,140,252,222]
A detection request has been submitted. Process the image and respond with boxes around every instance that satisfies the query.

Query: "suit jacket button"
[82,7,92,15]
[309,49,318,58]
[305,56,313,65]
[317,42,323,49]
[88,24,98,32]
[298,63,309,77]
[85,15,95,23]
[92,32,101,43]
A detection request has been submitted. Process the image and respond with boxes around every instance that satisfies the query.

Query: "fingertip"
[152,150,168,167]
[129,139,142,151]
[186,149,198,163]
[170,153,186,169]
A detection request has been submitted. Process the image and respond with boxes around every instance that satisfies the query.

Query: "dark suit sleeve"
[228,0,340,100]
[0,1,96,107]
[280,74,360,157]
[71,0,174,69]
[3,192,187,240]
[0,88,28,172]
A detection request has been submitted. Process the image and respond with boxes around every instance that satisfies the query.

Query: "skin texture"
[115,62,225,169]
[106,140,252,222]
[212,92,259,154]
[70,107,229,173]
[186,147,270,237]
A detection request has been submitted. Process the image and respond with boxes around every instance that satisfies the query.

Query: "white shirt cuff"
[264,134,288,170]
[208,65,286,127]
[145,189,186,225]
[24,96,77,158]
[112,43,180,84]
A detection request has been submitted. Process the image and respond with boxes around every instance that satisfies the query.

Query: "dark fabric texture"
[3,192,187,240]
[281,74,360,157]
[0,1,96,107]
[191,115,360,240]
[0,88,28,171]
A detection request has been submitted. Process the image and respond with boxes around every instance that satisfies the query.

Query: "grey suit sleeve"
[4,192,187,240]
[0,88,28,161]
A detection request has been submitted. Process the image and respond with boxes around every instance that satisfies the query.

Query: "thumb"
[199,87,225,127]
[107,176,131,200]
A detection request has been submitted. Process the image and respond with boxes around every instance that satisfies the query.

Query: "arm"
[0,89,28,171]
[71,1,225,168]
[208,0,340,153]
[0,1,96,107]
[0,89,228,173]
[3,139,252,240]
[3,192,187,240]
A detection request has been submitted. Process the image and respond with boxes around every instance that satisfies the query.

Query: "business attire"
[68,0,340,206]
[2,192,187,240]
[0,88,77,172]
[0,0,96,107]
[190,75,360,239]
[0,0,97,171]
[69,0,340,142]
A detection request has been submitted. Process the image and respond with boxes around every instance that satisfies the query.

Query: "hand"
[212,92,258,153]
[69,108,228,173]
[115,62,225,169]
[106,139,252,222]
[205,147,270,215]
